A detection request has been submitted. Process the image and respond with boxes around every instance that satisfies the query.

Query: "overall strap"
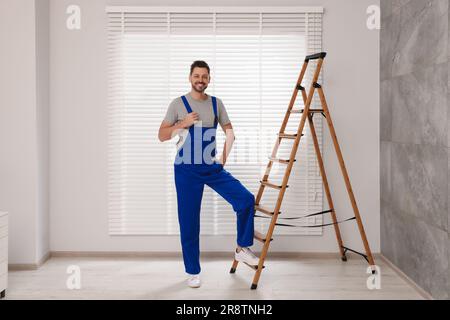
[181,96,193,113]
[211,96,218,128]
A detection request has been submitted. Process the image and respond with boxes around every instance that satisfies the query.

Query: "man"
[158,61,259,288]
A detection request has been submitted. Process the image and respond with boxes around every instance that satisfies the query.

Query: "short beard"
[192,84,208,93]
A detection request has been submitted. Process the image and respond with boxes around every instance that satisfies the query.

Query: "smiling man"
[158,61,259,288]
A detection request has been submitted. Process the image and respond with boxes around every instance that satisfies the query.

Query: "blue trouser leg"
[174,165,204,275]
[206,168,255,248]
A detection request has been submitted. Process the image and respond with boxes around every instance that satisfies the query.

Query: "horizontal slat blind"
[107,7,324,236]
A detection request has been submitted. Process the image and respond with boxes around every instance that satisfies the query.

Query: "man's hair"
[190,60,210,75]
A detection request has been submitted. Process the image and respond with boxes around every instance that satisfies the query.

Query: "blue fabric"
[174,164,255,275]
[181,95,218,128]
[174,95,255,275]
[174,125,218,165]
[181,96,193,113]
[176,95,219,165]
[211,96,218,128]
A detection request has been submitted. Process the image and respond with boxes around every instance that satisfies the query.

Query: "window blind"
[106,7,324,236]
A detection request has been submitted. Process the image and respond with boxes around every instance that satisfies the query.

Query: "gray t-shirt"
[163,92,231,127]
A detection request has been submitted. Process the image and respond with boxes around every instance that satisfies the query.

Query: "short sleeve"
[217,98,231,126]
[163,99,178,125]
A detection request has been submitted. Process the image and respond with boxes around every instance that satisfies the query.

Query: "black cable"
[254,209,333,221]
[254,215,356,228]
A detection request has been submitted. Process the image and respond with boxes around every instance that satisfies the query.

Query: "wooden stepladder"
[229,52,376,290]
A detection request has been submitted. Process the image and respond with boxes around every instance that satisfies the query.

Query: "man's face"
[189,67,210,93]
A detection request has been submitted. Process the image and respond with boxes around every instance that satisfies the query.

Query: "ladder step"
[269,156,294,164]
[290,109,324,114]
[255,205,279,216]
[260,181,287,190]
[254,230,273,243]
[278,133,298,140]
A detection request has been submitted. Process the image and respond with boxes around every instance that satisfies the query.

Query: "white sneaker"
[235,247,260,266]
[186,274,201,288]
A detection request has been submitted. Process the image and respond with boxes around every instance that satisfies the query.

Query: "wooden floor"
[4,255,425,300]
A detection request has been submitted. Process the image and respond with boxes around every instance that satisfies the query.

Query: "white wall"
[0,0,50,264]
[36,0,50,262]
[48,0,380,254]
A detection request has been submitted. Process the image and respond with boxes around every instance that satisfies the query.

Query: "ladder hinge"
[313,82,322,89]
[296,84,305,91]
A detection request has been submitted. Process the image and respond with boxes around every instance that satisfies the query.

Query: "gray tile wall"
[380,0,450,299]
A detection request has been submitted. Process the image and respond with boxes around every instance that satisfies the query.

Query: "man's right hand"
[158,113,199,142]
[181,112,199,128]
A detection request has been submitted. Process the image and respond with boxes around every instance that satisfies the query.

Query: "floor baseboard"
[8,251,51,271]
[49,250,346,259]
[379,254,433,300]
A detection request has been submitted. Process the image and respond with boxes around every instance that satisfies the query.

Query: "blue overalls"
[174,95,255,275]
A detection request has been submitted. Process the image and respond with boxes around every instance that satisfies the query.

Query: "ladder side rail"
[317,86,375,267]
